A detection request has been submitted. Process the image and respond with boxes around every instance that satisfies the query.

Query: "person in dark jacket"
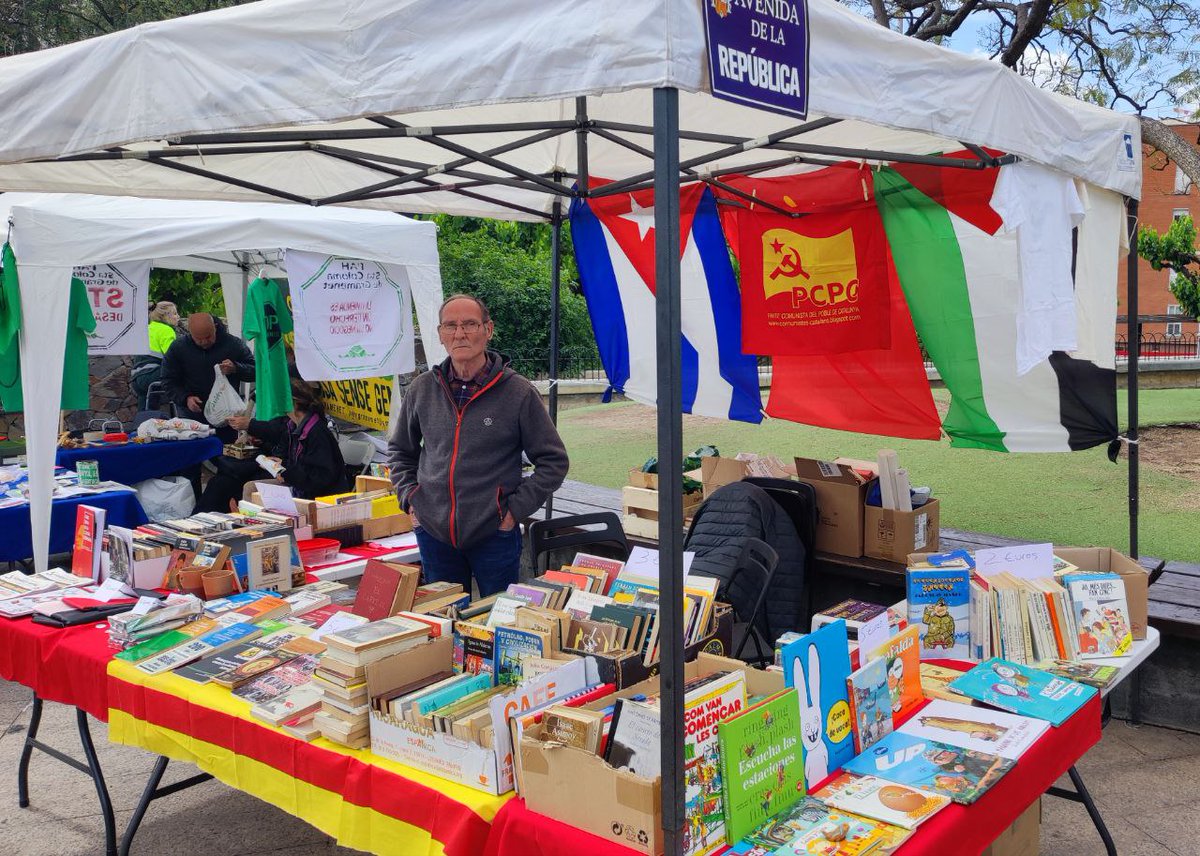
[160,313,255,441]
[195,380,348,513]
[387,294,569,596]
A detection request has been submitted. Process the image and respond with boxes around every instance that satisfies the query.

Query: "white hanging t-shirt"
[990,162,1086,375]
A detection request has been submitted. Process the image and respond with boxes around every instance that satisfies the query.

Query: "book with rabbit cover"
[781,619,854,789]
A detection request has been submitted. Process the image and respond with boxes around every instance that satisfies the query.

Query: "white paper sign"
[856,610,892,659]
[285,250,415,380]
[255,481,298,516]
[76,261,152,355]
[975,542,1054,579]
[624,545,696,581]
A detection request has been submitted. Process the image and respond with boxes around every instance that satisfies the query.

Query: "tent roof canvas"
[0,0,1142,217]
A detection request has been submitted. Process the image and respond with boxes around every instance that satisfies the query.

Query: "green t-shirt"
[243,277,294,420]
[0,245,97,411]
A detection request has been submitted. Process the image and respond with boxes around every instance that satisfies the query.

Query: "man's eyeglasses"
[439,320,485,333]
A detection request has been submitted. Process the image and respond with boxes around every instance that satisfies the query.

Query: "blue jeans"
[414,525,522,598]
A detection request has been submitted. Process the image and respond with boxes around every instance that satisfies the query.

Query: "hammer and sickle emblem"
[769,242,810,281]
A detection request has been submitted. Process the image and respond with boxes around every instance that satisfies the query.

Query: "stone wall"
[0,355,139,439]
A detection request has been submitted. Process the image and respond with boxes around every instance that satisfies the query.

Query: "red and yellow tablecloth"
[0,614,114,719]
[107,659,510,856]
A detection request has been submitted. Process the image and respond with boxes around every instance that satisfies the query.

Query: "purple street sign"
[703,0,810,119]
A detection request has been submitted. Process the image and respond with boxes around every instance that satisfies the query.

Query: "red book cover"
[541,570,593,591]
[352,559,417,621]
[290,603,350,628]
[71,504,106,581]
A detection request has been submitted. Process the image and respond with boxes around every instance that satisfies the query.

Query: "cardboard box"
[981,798,1040,856]
[365,634,513,794]
[1055,547,1150,640]
[864,499,940,562]
[355,474,393,494]
[699,456,748,498]
[518,653,783,854]
[562,603,734,688]
[360,512,413,540]
[793,457,875,557]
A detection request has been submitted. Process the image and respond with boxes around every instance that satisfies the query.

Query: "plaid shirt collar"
[447,353,494,410]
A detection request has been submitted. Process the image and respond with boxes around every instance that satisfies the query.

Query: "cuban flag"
[569,184,763,423]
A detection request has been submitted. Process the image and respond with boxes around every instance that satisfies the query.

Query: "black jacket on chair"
[684,481,808,644]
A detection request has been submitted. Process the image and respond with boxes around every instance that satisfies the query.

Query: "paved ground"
[2,677,1198,855]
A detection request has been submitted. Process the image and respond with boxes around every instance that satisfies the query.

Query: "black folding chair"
[724,537,780,666]
[527,511,630,574]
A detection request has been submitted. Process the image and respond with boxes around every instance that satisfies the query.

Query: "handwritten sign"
[624,545,696,582]
[255,481,298,516]
[77,260,151,355]
[975,543,1054,580]
[285,250,415,381]
[856,610,892,659]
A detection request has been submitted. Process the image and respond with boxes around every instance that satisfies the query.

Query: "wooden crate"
[622,485,703,540]
[627,468,659,490]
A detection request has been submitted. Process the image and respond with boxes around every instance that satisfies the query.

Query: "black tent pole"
[1126,197,1140,559]
[545,179,563,520]
[653,86,685,856]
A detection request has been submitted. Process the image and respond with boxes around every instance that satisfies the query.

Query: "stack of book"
[376,671,506,743]
[313,615,432,748]
[108,594,205,646]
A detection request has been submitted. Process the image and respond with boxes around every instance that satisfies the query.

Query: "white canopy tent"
[0,1,1146,847]
[0,193,447,576]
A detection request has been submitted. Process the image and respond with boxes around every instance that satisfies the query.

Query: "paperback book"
[781,620,855,788]
[683,670,747,856]
[815,772,949,830]
[771,808,912,856]
[842,730,1015,804]
[948,658,1097,726]
[898,698,1050,760]
[724,798,835,856]
[906,564,971,659]
[846,656,893,753]
[1064,573,1133,659]
[716,688,806,844]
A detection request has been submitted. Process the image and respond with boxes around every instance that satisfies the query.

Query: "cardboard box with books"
[520,653,784,855]
[1054,547,1149,640]
[793,457,874,557]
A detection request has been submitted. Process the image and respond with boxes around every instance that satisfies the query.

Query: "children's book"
[947,658,1097,727]
[866,624,923,723]
[1064,573,1133,659]
[898,698,1049,760]
[918,663,969,703]
[846,656,893,753]
[717,688,806,845]
[771,808,912,856]
[815,772,949,830]
[906,564,971,659]
[781,620,854,788]
[1037,658,1120,690]
[683,670,747,856]
[724,798,834,856]
[842,730,1014,804]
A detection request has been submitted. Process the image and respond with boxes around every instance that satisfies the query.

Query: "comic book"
[866,625,923,723]
[842,731,1014,804]
[771,807,912,855]
[947,658,1097,727]
[846,656,893,753]
[683,670,747,856]
[897,699,1049,760]
[906,564,971,660]
[1063,573,1133,659]
[1036,658,1120,690]
[724,798,833,856]
[918,663,969,703]
[781,620,855,788]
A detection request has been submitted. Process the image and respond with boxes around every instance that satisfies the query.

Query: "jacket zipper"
[437,371,503,547]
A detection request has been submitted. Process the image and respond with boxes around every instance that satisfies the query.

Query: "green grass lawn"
[556,387,1200,563]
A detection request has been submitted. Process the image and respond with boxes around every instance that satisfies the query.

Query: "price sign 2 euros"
[703,0,810,120]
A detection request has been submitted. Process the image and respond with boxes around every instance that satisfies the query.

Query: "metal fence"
[1116,333,1200,361]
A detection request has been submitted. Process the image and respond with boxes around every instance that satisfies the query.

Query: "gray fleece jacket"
[387,352,569,550]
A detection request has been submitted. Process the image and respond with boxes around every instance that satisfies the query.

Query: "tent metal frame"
[25,90,1142,855]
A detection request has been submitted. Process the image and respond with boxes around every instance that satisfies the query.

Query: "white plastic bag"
[136,417,213,441]
[204,364,245,427]
[133,476,195,521]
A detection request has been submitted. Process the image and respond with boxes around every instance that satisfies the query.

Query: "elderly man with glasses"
[387,294,569,596]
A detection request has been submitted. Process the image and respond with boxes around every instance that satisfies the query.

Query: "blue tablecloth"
[0,489,148,563]
[56,436,224,486]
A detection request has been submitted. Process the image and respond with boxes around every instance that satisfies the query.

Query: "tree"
[1138,215,1200,318]
[843,1,1200,187]
[149,269,225,317]
[432,216,599,376]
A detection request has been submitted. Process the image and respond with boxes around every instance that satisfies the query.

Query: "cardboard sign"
[702,0,810,119]
[286,250,415,381]
[77,261,151,355]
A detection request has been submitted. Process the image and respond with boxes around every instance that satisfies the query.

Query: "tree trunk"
[1141,116,1200,193]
